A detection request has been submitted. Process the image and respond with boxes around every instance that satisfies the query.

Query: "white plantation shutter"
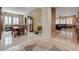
[4,16,19,25]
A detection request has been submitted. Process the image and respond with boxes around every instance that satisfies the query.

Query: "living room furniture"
[56,24,74,30]
[12,25,25,37]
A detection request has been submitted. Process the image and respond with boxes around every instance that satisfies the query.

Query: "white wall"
[42,7,51,39]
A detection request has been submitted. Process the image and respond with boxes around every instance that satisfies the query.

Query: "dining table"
[12,26,25,37]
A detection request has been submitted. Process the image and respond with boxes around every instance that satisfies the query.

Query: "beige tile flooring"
[53,28,77,43]
[0,28,79,51]
[51,28,79,51]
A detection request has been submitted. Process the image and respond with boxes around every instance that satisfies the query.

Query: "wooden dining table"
[12,25,25,37]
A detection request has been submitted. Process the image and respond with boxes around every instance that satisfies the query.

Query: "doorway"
[25,16,33,32]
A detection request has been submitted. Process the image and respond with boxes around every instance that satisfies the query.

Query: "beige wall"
[19,15,25,25]
[51,8,56,34]
[28,8,42,31]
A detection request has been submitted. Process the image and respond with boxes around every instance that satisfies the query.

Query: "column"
[42,7,51,39]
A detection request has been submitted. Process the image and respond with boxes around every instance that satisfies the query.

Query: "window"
[5,17,8,25]
[4,16,12,25]
[4,16,19,25]
[67,18,72,24]
[56,17,73,24]
[8,17,12,25]
[13,17,19,25]
[56,18,59,24]
[61,19,66,24]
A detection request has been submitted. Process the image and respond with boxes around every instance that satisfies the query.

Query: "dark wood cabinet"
[75,28,79,42]
[75,12,79,42]
[0,7,3,40]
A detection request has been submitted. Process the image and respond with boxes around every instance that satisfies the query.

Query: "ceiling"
[3,7,37,15]
[2,7,79,16]
[56,7,79,17]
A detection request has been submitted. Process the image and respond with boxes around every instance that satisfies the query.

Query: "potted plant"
[35,26,42,34]
[35,31,38,34]
[37,26,42,33]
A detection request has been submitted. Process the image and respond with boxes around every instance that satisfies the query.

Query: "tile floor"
[0,28,79,51]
